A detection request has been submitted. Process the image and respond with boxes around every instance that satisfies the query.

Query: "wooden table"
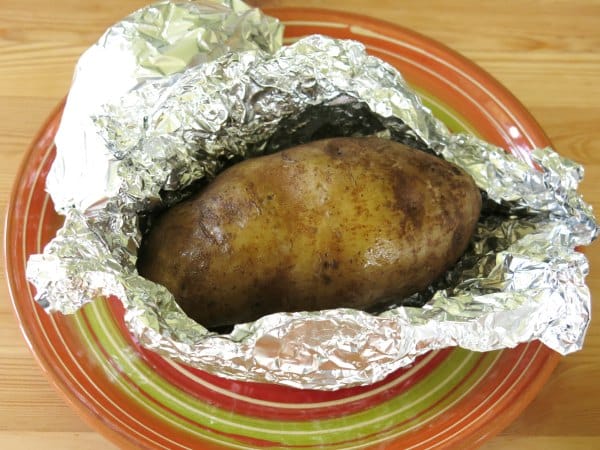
[1,1,598,448]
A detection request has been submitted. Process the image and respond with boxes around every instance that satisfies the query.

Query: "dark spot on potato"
[319,256,340,286]
[324,140,345,158]
[450,165,463,176]
[322,259,339,270]
[390,169,425,229]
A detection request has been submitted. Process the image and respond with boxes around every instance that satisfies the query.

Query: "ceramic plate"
[5,8,560,450]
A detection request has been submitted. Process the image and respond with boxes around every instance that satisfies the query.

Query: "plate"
[5,8,561,450]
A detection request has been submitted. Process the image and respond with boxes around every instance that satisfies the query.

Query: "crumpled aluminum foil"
[26,0,598,389]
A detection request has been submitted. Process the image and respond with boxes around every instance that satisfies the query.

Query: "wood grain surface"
[1,1,598,449]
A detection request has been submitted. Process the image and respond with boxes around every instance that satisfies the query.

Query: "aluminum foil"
[26,0,598,389]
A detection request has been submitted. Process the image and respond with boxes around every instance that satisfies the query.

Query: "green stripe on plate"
[416,89,479,136]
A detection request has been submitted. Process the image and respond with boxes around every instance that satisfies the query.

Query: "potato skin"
[137,137,482,328]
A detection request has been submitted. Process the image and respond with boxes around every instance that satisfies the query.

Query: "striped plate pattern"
[5,8,561,450]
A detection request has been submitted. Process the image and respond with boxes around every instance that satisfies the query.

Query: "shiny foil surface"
[26,0,598,389]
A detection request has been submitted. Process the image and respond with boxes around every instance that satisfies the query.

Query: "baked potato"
[137,137,482,328]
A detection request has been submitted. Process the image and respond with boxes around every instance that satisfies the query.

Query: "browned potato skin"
[137,137,482,328]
